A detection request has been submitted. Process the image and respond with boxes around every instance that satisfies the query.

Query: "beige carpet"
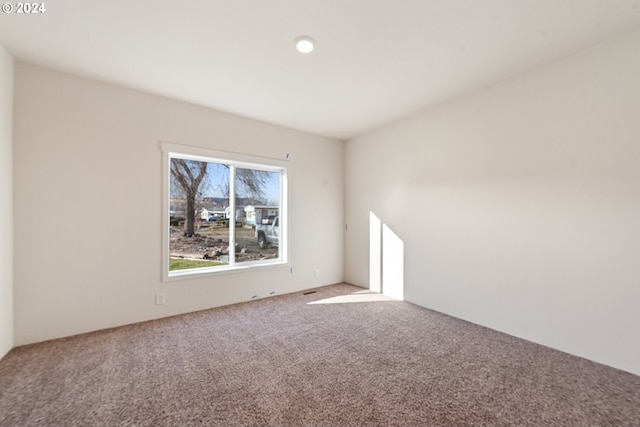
[1,283,639,426]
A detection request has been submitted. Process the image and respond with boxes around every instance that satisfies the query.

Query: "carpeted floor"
[1,283,639,426]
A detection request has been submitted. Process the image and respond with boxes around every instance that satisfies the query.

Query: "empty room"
[1,1,640,425]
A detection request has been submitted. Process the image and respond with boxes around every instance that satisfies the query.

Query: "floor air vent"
[302,290,317,295]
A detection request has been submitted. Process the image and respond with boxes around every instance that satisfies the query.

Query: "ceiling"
[1,1,640,140]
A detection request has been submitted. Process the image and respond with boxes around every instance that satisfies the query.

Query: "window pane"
[163,143,287,279]
[169,158,230,271]
[235,168,281,264]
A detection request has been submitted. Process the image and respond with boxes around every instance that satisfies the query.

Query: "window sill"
[164,259,289,282]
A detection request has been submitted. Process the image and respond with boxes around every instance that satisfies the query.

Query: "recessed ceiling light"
[294,36,315,54]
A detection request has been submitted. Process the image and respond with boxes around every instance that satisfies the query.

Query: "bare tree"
[170,159,208,237]
[235,168,272,202]
[170,159,274,237]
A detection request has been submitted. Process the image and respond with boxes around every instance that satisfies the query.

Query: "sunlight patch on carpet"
[307,290,397,304]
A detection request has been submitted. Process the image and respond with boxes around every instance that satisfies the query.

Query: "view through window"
[164,146,286,278]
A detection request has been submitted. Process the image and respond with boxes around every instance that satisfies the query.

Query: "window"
[161,142,288,280]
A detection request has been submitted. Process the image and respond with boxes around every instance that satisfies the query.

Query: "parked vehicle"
[256,216,279,248]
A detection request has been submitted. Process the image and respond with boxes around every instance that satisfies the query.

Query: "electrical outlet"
[155,293,165,305]
[314,269,320,278]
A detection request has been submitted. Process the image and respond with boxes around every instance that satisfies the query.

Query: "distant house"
[244,205,278,225]
[244,206,256,225]
[197,207,228,221]
[198,205,275,225]
[198,207,212,220]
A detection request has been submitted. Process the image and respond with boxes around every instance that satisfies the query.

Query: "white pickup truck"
[255,216,279,249]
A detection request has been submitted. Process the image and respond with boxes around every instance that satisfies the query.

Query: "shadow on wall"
[370,212,404,300]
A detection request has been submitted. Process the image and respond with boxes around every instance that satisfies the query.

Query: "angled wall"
[345,28,640,375]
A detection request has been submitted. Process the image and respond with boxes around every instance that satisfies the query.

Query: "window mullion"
[228,165,236,265]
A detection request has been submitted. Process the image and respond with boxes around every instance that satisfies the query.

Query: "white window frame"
[161,142,289,281]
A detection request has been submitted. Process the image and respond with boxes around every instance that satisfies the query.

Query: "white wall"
[0,45,14,360]
[14,63,344,345]
[345,28,640,376]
